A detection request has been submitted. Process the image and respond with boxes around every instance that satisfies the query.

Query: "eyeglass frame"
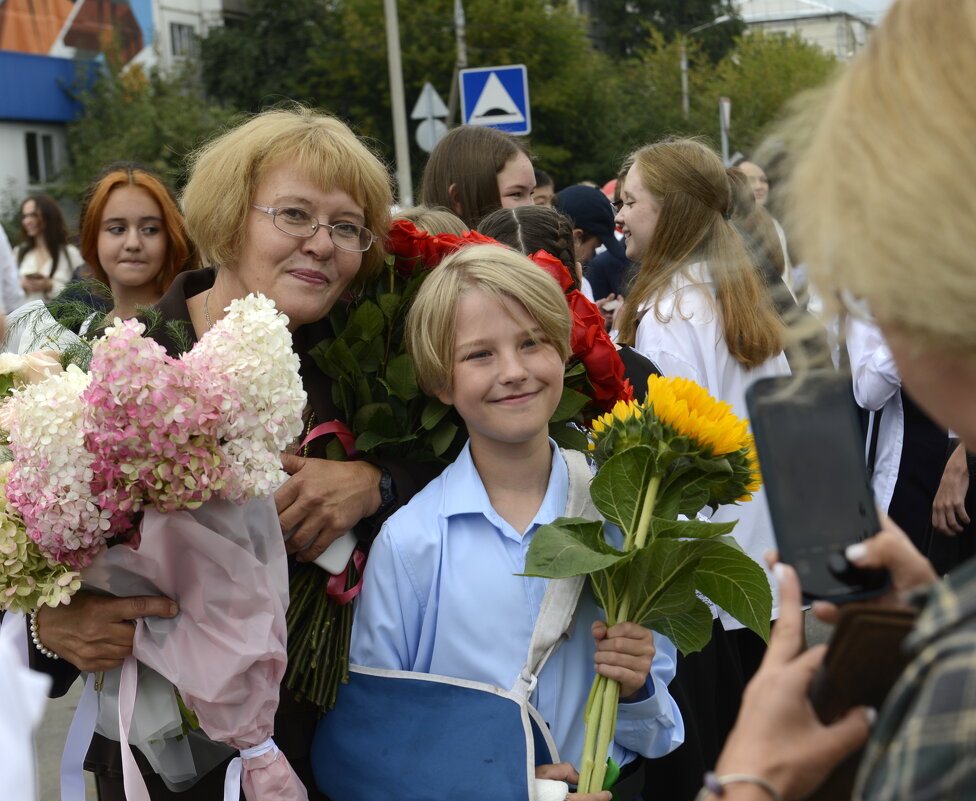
[250,204,377,253]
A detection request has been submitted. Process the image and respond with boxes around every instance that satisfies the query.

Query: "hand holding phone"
[746,371,889,603]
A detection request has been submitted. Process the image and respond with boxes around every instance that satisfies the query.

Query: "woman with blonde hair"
[30,107,439,800]
[614,137,789,800]
[696,1,976,800]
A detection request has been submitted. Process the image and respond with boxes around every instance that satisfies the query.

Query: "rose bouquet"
[0,295,309,801]
[287,220,635,714]
[523,375,773,794]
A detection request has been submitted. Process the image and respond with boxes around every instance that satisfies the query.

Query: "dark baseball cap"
[555,184,626,260]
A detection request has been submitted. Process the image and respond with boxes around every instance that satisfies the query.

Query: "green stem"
[587,675,622,793]
[625,474,661,552]
[578,673,605,791]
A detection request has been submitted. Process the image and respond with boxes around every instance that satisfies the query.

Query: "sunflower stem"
[625,474,661,552]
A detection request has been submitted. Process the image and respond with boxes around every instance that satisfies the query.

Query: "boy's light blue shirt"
[351,440,684,770]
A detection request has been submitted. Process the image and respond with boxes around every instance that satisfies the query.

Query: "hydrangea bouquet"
[523,375,773,794]
[0,295,310,801]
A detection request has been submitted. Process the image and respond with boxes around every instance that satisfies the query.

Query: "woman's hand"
[591,620,654,700]
[932,442,970,535]
[811,515,939,625]
[276,454,382,561]
[535,763,611,801]
[712,563,874,801]
[21,274,52,295]
[36,591,179,672]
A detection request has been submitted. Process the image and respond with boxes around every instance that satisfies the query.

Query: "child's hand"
[535,763,612,801]
[591,620,654,700]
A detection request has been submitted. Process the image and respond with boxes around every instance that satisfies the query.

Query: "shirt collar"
[441,439,569,539]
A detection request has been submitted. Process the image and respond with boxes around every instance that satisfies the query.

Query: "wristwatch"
[375,467,397,518]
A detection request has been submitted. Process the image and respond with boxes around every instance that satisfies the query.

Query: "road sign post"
[411,82,448,153]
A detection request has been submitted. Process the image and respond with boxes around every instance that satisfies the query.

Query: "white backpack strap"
[514,448,600,698]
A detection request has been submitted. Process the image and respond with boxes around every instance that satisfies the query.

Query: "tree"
[200,0,331,112]
[700,30,838,156]
[59,49,236,201]
[583,0,744,63]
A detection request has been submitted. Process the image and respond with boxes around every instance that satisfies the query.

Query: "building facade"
[0,0,238,214]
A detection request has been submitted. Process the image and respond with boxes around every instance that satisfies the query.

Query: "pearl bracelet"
[694,772,783,801]
[29,609,60,660]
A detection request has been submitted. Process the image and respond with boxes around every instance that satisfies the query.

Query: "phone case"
[806,603,916,801]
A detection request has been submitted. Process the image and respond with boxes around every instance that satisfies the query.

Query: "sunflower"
[588,398,646,457]
[645,375,752,456]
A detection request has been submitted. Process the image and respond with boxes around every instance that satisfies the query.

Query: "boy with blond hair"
[349,244,682,798]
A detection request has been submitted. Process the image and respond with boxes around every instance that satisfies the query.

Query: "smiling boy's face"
[436,289,564,453]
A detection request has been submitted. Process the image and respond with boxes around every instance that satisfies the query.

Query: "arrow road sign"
[411,82,448,120]
[459,64,530,135]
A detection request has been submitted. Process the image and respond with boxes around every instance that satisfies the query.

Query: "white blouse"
[18,244,83,302]
[633,262,791,629]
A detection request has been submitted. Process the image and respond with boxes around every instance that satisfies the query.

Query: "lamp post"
[680,14,731,119]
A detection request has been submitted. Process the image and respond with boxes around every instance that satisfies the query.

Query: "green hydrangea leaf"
[521,517,627,578]
[591,445,655,534]
[694,539,772,642]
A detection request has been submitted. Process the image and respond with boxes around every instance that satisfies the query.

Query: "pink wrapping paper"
[83,496,308,801]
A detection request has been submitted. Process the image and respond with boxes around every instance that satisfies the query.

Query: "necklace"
[204,290,214,330]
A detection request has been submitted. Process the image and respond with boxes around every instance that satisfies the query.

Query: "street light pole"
[680,14,731,119]
[383,0,413,206]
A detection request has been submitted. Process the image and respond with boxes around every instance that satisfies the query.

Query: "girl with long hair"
[419,125,535,229]
[615,137,789,801]
[16,193,84,302]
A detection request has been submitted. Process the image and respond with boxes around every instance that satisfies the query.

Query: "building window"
[25,132,56,185]
[171,22,198,57]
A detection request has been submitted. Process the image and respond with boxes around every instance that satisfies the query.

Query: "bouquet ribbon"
[301,420,358,457]
[325,548,366,604]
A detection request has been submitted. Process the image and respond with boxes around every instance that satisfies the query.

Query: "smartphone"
[746,371,889,602]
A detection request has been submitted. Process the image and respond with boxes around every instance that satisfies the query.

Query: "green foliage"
[58,46,236,200]
[584,0,744,63]
[700,30,839,155]
[200,0,331,112]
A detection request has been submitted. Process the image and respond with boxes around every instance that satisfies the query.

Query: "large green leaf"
[385,353,419,401]
[650,517,736,540]
[590,446,655,534]
[522,518,628,579]
[694,539,773,642]
[625,539,703,624]
[378,292,401,321]
[646,597,715,655]
[353,403,398,438]
[320,338,359,381]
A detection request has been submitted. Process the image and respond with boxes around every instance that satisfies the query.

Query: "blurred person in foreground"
[699,1,976,799]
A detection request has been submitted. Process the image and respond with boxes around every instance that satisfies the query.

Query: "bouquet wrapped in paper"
[0,295,309,801]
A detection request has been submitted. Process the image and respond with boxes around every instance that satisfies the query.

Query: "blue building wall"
[0,51,88,123]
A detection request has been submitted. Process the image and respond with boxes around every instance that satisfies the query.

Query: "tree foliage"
[59,48,235,201]
[583,0,745,63]
[191,1,838,192]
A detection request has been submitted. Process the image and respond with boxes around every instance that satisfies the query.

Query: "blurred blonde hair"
[617,138,783,367]
[394,205,467,236]
[788,0,976,358]
[182,106,393,279]
[406,244,571,395]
